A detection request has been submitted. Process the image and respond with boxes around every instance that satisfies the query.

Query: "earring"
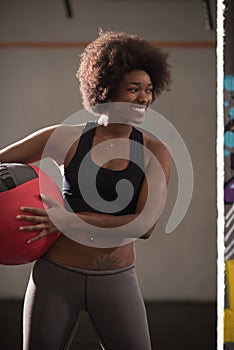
[97,114,109,127]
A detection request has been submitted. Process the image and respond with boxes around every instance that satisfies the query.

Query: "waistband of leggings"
[42,256,134,276]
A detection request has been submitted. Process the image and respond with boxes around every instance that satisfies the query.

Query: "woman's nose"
[137,91,149,104]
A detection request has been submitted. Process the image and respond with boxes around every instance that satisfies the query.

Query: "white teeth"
[131,106,146,113]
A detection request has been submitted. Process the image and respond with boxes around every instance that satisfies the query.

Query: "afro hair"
[77,30,172,112]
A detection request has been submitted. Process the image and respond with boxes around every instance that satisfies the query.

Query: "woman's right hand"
[16,194,75,243]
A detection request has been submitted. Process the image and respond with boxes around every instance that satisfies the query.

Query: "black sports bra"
[62,121,145,216]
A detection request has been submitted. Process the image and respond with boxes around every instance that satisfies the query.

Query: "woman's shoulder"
[137,128,171,183]
[136,126,171,157]
[49,122,86,136]
[43,123,87,165]
[23,122,86,142]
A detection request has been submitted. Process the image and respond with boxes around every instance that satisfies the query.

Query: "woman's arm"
[0,124,84,166]
[0,126,58,164]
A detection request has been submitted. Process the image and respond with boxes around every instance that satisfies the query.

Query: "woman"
[0,31,171,350]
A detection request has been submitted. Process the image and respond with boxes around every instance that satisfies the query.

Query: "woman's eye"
[128,88,138,93]
[126,87,153,94]
[146,89,153,94]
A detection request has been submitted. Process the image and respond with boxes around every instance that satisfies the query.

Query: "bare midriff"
[46,234,136,270]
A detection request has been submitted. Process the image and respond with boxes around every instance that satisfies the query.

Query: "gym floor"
[0,300,216,350]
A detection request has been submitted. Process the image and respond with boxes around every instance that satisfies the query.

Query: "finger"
[16,214,48,223]
[19,207,47,215]
[27,230,48,244]
[19,223,47,232]
[40,194,61,208]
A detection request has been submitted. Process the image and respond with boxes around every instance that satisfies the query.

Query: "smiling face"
[107,69,154,124]
[113,69,153,105]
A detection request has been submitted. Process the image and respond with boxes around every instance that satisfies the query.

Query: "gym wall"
[0,0,216,301]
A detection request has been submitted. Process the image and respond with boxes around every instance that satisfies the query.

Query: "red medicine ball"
[0,163,63,265]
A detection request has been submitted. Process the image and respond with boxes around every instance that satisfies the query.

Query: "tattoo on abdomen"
[91,255,121,270]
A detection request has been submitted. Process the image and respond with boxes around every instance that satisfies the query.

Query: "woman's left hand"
[16,194,67,243]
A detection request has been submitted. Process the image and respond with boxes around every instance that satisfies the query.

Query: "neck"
[96,119,132,138]
[97,114,132,138]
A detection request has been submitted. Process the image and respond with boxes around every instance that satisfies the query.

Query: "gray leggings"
[23,257,152,350]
